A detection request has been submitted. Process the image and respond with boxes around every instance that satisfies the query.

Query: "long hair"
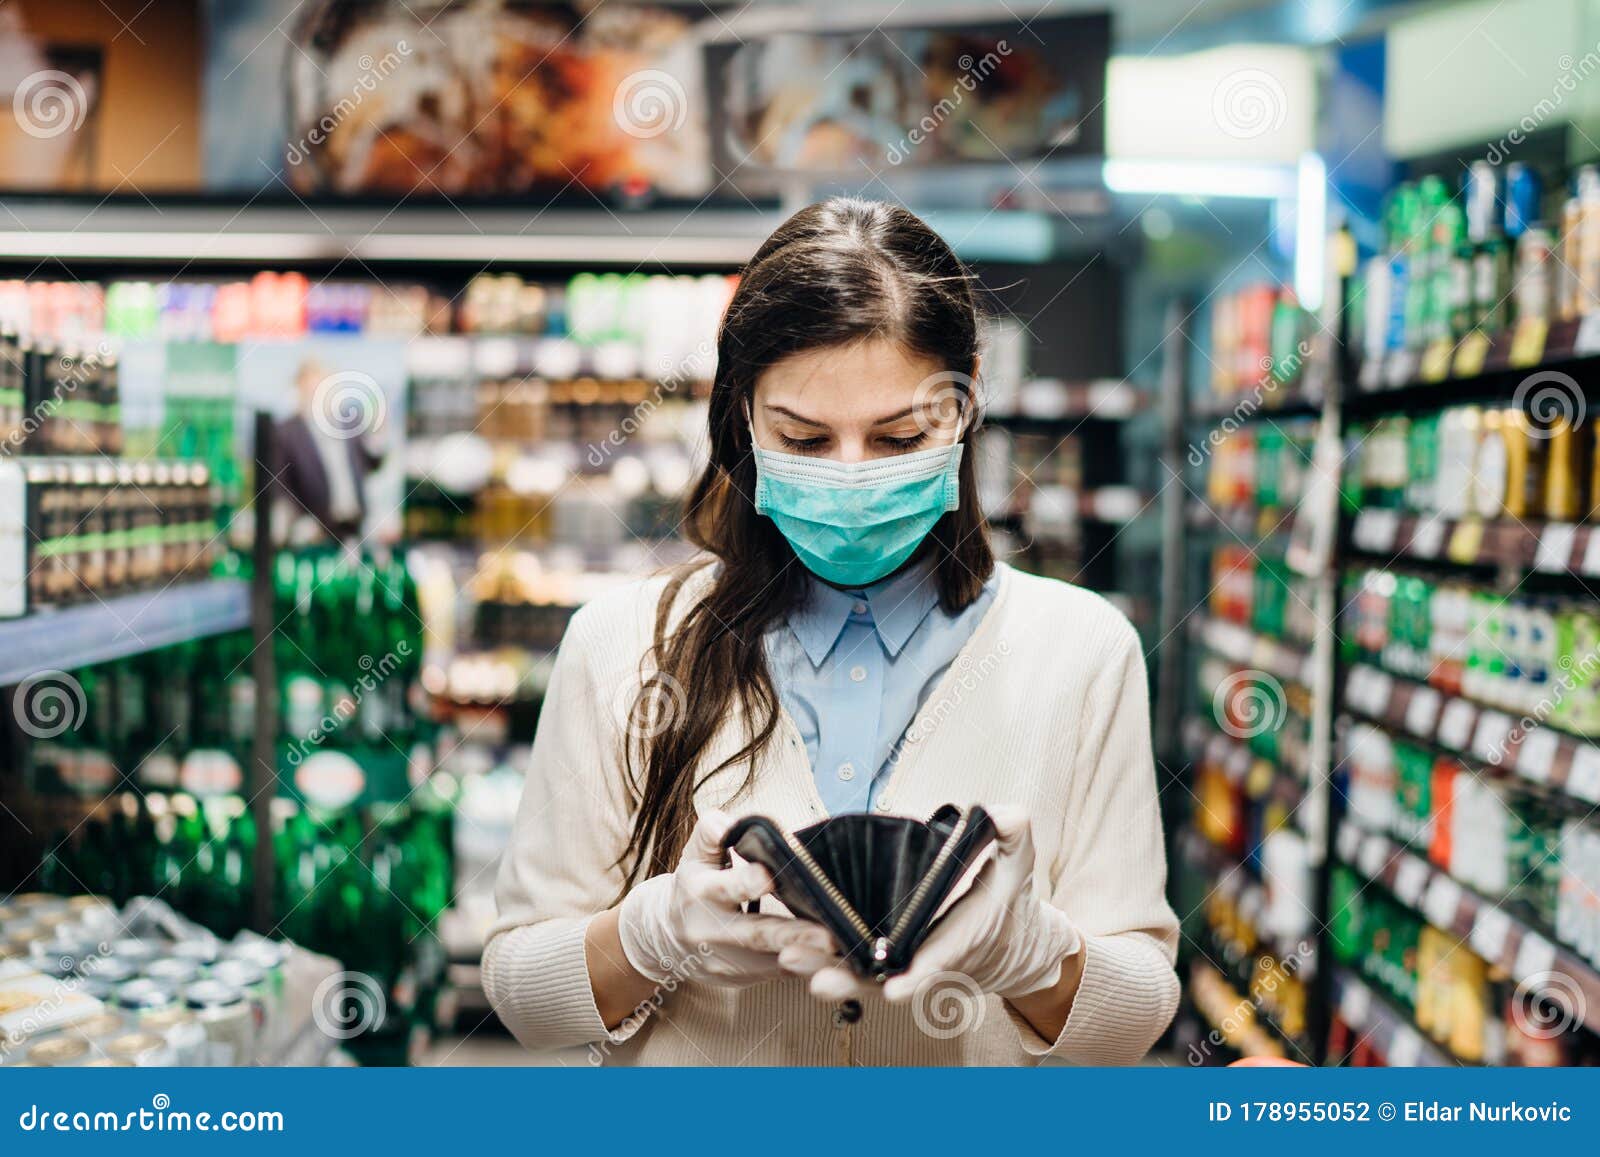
[616,198,995,889]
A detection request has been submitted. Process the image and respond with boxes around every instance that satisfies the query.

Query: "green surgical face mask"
[750,426,964,587]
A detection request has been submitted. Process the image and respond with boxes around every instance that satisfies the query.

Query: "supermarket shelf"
[1348,508,1600,575]
[1190,388,1323,422]
[1187,501,1297,540]
[1350,316,1600,410]
[1330,967,1458,1067]
[0,580,251,686]
[1188,614,1314,686]
[1333,820,1600,1037]
[1178,829,1315,965]
[1183,714,1311,805]
[999,485,1153,529]
[1343,663,1600,807]
[989,378,1145,423]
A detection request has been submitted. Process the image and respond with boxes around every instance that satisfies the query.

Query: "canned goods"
[29,937,93,979]
[114,979,176,1019]
[184,980,254,1067]
[84,1058,132,1066]
[27,1034,95,1066]
[140,1006,210,1066]
[88,956,138,987]
[108,938,161,968]
[171,939,221,967]
[144,957,204,988]
[70,1012,127,1041]
[104,1030,176,1067]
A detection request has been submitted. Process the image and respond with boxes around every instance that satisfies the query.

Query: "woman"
[484,198,1179,1065]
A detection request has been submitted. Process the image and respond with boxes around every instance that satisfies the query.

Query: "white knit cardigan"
[482,562,1180,1065]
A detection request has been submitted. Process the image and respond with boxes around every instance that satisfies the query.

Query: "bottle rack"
[1173,232,1600,1066]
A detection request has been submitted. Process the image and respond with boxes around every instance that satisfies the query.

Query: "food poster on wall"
[705,13,1109,195]
[204,0,713,200]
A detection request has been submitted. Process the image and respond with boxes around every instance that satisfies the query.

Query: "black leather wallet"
[721,804,997,980]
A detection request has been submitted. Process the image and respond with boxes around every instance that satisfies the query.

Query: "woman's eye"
[879,431,930,451]
[775,432,829,453]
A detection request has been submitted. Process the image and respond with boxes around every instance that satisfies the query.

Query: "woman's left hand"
[778,806,1082,1004]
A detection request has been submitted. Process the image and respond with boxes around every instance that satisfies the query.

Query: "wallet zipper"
[881,810,971,952]
[780,831,874,944]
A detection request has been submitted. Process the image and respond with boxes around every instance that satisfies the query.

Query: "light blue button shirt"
[765,559,999,814]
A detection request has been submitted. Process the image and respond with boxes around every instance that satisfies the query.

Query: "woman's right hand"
[616,810,834,987]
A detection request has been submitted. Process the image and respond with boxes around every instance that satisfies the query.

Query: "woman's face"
[750,339,970,463]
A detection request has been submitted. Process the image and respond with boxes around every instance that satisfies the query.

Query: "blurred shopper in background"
[271,358,384,545]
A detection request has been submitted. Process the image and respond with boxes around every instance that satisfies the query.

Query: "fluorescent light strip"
[1102,159,1299,200]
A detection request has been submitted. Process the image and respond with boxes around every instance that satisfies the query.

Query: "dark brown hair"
[617,198,995,888]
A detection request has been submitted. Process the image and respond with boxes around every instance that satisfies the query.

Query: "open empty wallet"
[720,803,998,980]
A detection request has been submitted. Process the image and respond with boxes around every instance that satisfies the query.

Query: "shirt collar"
[786,556,941,666]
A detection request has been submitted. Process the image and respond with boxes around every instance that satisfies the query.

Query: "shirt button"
[849,665,867,682]
[851,601,868,615]
[837,762,856,782]
[875,796,893,812]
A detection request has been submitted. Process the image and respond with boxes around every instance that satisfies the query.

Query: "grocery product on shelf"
[0,458,219,618]
[1341,566,1600,731]
[1208,284,1315,402]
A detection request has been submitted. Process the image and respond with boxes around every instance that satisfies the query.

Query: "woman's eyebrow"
[764,404,829,427]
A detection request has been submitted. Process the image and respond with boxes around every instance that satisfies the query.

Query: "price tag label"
[1423,876,1463,929]
[1513,932,1558,983]
[1448,519,1486,564]
[1385,350,1418,388]
[1358,833,1388,879]
[1438,698,1478,751]
[1471,906,1513,964]
[1366,671,1395,717]
[1394,856,1430,905]
[1516,728,1559,782]
[1582,530,1600,577]
[1410,514,1448,559]
[1577,312,1600,355]
[1509,317,1550,368]
[1405,686,1442,737]
[1337,822,1364,863]
[1567,746,1600,803]
[1388,1027,1424,1067]
[1472,711,1515,764]
[1454,330,1492,377]
[1359,358,1383,392]
[1420,340,1454,382]
[1536,523,1579,573]
[1340,979,1372,1027]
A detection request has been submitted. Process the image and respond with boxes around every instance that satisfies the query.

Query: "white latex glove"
[618,809,834,987]
[780,806,1082,1003]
